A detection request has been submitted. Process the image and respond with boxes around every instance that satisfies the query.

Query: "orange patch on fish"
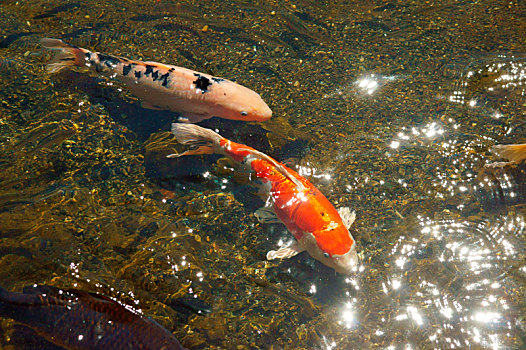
[169,124,358,274]
[40,38,272,123]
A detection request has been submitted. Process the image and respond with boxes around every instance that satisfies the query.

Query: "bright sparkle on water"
[327,211,525,349]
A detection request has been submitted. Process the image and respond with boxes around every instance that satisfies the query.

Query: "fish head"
[212,83,272,121]
[325,245,359,274]
[300,229,359,274]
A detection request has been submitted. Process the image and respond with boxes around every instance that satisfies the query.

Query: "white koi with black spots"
[40,38,272,123]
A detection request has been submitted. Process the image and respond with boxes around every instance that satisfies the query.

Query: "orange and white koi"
[169,124,358,274]
[40,38,272,123]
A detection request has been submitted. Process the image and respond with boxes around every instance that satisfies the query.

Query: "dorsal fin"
[241,148,306,191]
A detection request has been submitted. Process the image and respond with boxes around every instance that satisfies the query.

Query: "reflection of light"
[325,340,337,350]
[395,257,406,268]
[408,306,424,326]
[440,307,453,319]
[309,284,317,294]
[395,313,408,321]
[390,141,400,149]
[392,279,401,290]
[473,311,500,323]
[297,164,332,181]
[357,76,379,94]
[342,310,354,322]
[389,121,445,150]
[354,73,400,95]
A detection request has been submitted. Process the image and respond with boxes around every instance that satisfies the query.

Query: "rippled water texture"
[0,0,525,349]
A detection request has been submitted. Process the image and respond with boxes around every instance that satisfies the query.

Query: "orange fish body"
[170,124,358,274]
[40,38,272,123]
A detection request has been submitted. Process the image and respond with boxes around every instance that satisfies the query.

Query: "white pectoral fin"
[337,207,356,229]
[266,241,305,260]
[254,207,281,224]
[484,161,510,169]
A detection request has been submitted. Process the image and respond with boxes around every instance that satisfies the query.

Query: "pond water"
[0,0,525,349]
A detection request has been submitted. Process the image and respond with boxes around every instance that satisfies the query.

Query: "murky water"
[0,0,525,349]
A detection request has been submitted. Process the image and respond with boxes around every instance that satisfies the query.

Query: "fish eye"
[240,111,248,116]
[323,252,330,258]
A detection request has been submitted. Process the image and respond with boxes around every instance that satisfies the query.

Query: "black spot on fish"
[212,77,224,83]
[122,64,132,76]
[97,53,120,68]
[151,70,159,80]
[168,67,175,72]
[193,73,212,93]
[134,70,142,79]
[145,65,154,76]
[160,72,170,87]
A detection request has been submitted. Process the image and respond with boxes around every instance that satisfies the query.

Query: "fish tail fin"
[40,38,87,73]
[491,143,526,163]
[169,123,224,157]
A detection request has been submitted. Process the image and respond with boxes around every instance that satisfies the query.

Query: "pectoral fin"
[255,207,281,224]
[166,146,214,158]
[267,241,305,260]
[337,207,356,229]
[484,161,511,169]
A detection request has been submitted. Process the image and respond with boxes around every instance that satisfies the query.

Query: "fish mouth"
[332,248,359,274]
[245,105,272,121]
[258,104,273,120]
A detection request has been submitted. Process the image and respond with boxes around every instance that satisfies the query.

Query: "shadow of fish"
[0,285,188,350]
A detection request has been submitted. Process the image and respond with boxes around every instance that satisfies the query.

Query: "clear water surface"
[0,0,524,349]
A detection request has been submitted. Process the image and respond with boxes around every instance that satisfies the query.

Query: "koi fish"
[0,285,188,350]
[169,124,358,274]
[40,38,272,123]
[490,143,526,165]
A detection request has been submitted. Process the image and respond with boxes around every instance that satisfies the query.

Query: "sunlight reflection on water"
[359,214,524,349]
